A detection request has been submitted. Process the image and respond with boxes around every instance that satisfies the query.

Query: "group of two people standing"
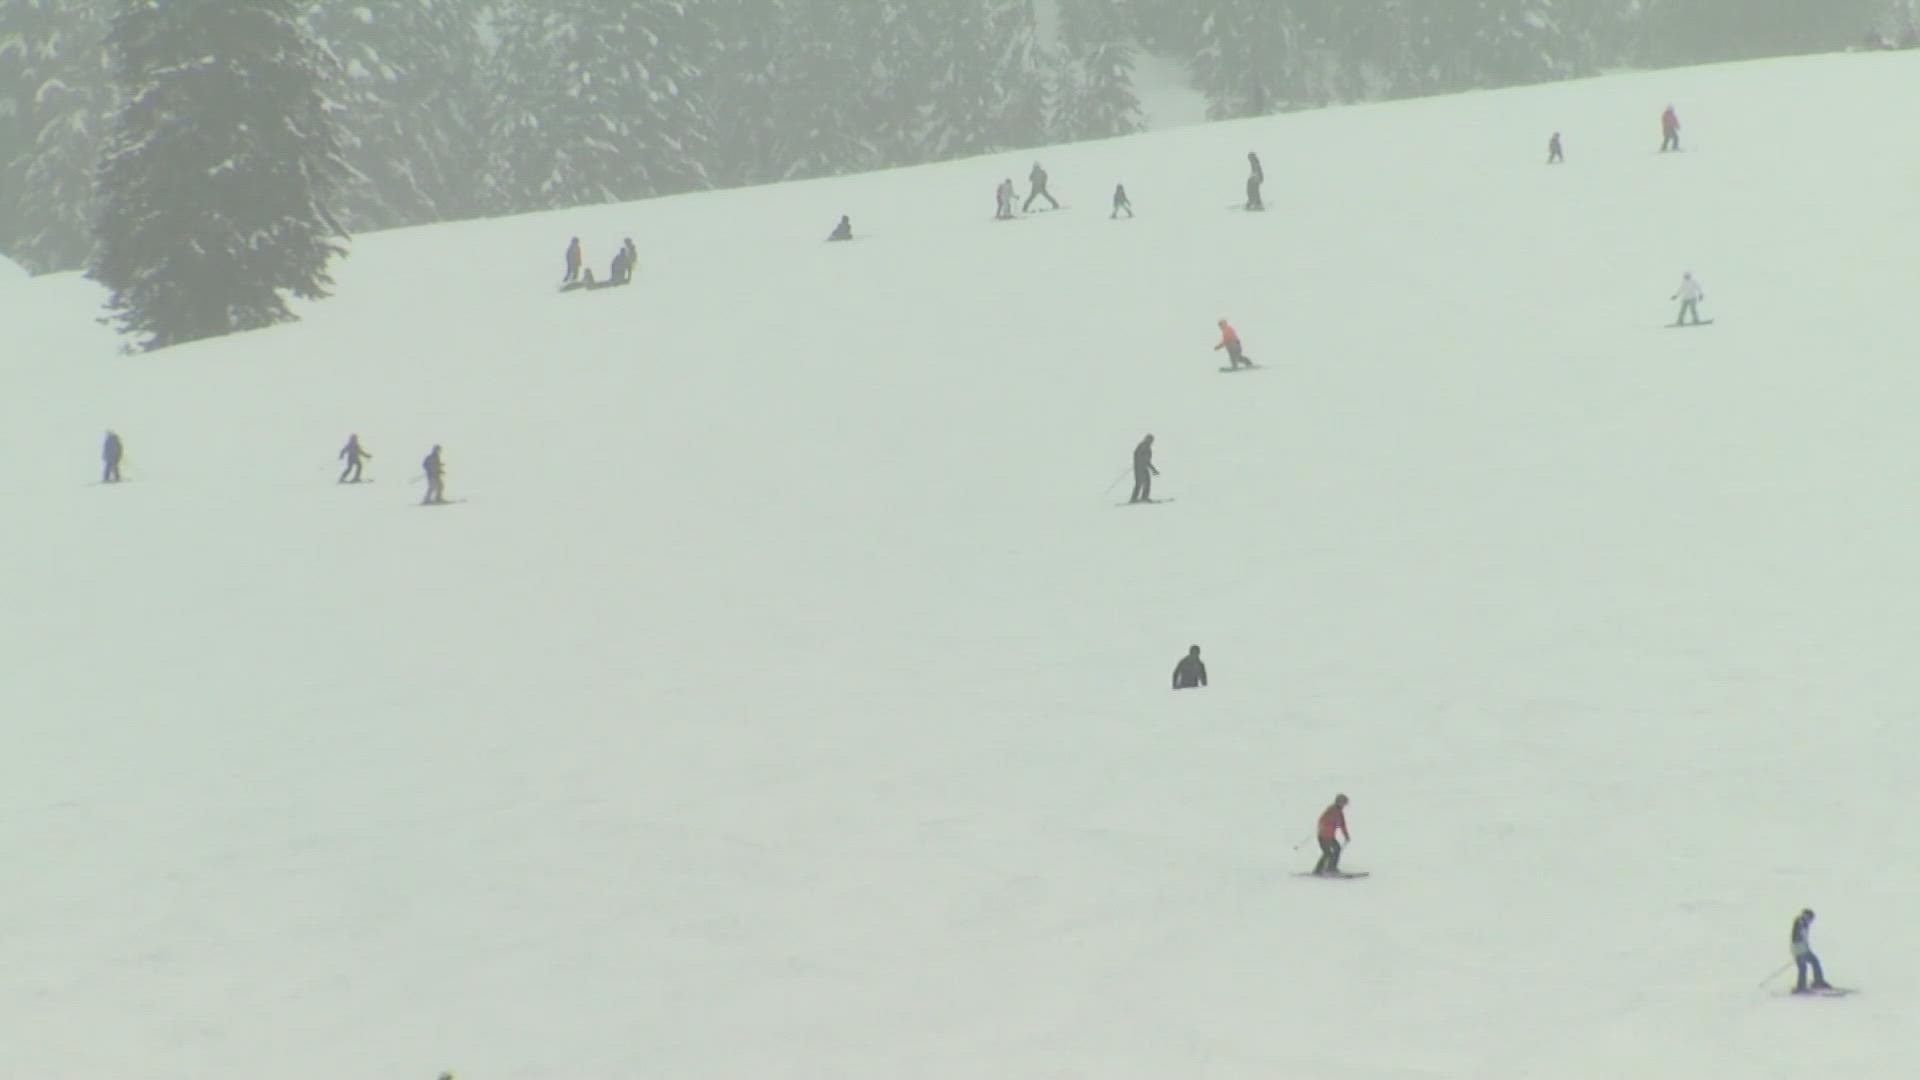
[338,435,451,504]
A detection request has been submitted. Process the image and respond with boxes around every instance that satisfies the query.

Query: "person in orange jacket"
[1214,318,1253,369]
[1313,794,1351,875]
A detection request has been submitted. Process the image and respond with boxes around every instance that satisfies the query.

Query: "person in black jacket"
[1023,161,1059,212]
[828,215,852,241]
[1547,132,1564,164]
[421,445,447,505]
[1130,433,1159,503]
[1111,184,1132,219]
[1245,152,1265,211]
[101,430,123,484]
[1172,645,1207,690]
[563,237,582,283]
[338,434,372,483]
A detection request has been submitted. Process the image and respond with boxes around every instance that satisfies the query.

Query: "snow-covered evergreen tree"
[1055,0,1144,141]
[1190,0,1293,119]
[701,0,783,186]
[303,0,489,231]
[485,0,714,213]
[90,0,349,351]
[0,0,113,273]
[987,0,1054,151]
[762,0,883,181]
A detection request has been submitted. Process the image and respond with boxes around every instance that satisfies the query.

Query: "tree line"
[0,0,1904,348]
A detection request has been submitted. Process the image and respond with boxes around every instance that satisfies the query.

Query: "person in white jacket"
[1671,272,1706,326]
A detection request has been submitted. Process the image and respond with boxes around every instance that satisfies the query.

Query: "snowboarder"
[995,178,1016,220]
[1246,151,1265,211]
[608,243,631,285]
[828,215,853,241]
[1214,318,1253,369]
[1548,132,1564,164]
[1790,908,1832,993]
[421,445,447,505]
[1023,161,1059,212]
[1111,184,1133,219]
[563,237,582,283]
[1172,645,1208,690]
[1313,794,1351,875]
[101,430,123,484]
[1130,434,1159,504]
[1671,271,1706,325]
[1660,105,1681,152]
[337,434,372,483]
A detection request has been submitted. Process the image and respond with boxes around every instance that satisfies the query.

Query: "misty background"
[3,0,1914,278]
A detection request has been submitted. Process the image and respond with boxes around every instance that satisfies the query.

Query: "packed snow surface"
[5,51,1920,1080]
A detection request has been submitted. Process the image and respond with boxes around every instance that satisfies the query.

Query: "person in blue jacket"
[1790,908,1832,993]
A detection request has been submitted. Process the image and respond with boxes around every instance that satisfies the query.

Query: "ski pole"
[1756,961,1793,988]
[1102,467,1130,497]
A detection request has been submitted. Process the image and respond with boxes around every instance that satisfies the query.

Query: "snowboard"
[1667,320,1714,328]
[419,498,468,506]
[1219,365,1262,373]
[1230,203,1267,212]
[1118,498,1175,507]
[1294,871,1370,880]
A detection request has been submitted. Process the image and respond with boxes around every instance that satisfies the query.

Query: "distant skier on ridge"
[1670,271,1706,326]
[1660,105,1682,152]
[1024,161,1059,212]
[338,434,372,483]
[1313,794,1351,876]
[1130,434,1160,504]
[101,430,124,484]
[1172,645,1208,690]
[1214,318,1253,369]
[1789,908,1834,993]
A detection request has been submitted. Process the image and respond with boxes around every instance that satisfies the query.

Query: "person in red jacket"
[1660,105,1681,152]
[1313,794,1351,875]
[1214,318,1253,369]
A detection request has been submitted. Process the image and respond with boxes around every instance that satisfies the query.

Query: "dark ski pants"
[1246,178,1264,211]
[1024,188,1058,212]
[340,459,363,483]
[1130,468,1152,503]
[1314,837,1342,875]
[996,200,1013,220]
[1795,952,1826,991]
[103,461,120,484]
[1661,131,1680,152]
[1676,300,1700,325]
[423,478,444,504]
[1225,343,1252,368]
[1548,150,1563,164]
[1112,203,1132,219]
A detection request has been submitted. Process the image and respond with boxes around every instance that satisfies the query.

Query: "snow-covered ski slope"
[6,51,1920,1080]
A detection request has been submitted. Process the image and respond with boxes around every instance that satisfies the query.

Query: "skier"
[828,215,852,241]
[608,246,631,286]
[1548,132,1564,164]
[1660,105,1681,152]
[563,237,582,283]
[1671,271,1706,325]
[994,178,1016,220]
[1023,161,1059,212]
[1313,794,1351,876]
[101,430,123,484]
[1245,151,1265,211]
[337,434,372,483]
[421,445,447,505]
[1111,184,1133,219]
[1172,645,1208,690]
[1789,908,1833,993]
[1130,434,1159,504]
[1214,318,1253,369]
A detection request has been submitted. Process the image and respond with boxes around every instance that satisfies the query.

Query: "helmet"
[1334,793,1349,805]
